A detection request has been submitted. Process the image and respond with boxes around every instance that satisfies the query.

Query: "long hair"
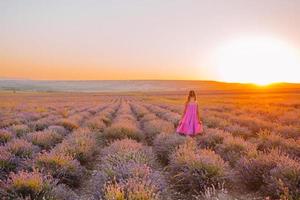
[186,90,196,104]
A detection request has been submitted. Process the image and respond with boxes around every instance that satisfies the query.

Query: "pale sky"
[1,0,300,82]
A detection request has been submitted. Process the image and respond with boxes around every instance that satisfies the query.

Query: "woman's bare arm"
[197,102,201,123]
[181,102,188,120]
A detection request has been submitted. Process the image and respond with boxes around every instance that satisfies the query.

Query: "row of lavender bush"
[0,101,119,199]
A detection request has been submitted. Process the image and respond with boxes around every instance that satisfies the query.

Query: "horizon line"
[0,78,299,85]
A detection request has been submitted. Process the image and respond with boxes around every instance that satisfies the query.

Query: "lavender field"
[0,91,299,200]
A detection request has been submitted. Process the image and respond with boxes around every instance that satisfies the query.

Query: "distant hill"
[0,79,300,93]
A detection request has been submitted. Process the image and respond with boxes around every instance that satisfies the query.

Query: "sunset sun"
[215,36,300,85]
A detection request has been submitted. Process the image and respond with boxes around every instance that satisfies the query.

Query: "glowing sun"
[215,36,300,85]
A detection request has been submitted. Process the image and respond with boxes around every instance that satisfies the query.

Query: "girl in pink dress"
[176,90,203,136]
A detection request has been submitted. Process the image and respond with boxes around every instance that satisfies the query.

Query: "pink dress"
[176,102,203,136]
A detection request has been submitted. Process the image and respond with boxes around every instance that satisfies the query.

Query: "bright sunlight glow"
[215,36,300,85]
